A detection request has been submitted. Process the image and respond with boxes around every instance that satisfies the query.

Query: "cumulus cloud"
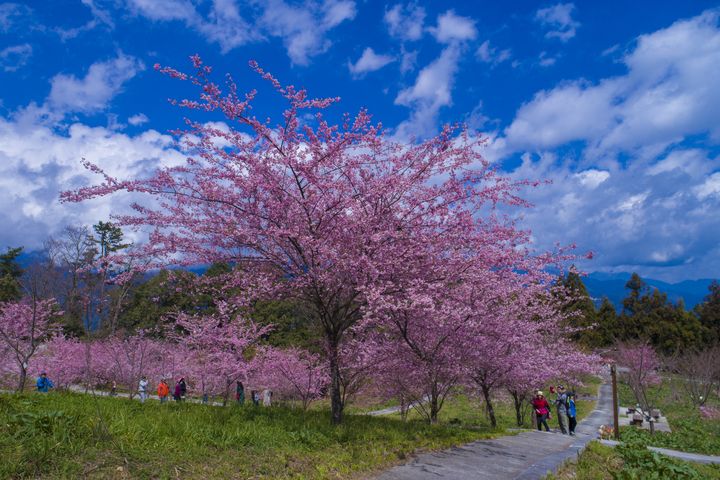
[348,47,394,77]
[505,10,720,155]
[429,10,477,44]
[495,10,720,280]
[0,116,184,249]
[535,3,580,42]
[384,3,425,41]
[46,53,144,115]
[0,44,32,72]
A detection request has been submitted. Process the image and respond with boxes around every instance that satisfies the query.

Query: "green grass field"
[0,391,498,479]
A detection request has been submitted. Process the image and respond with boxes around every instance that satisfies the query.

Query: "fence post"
[611,364,620,440]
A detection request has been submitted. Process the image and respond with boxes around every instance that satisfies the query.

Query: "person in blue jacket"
[36,372,54,392]
[567,391,578,436]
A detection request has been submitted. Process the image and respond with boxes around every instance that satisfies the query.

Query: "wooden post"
[611,364,620,440]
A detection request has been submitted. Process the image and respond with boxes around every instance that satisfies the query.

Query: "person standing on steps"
[555,385,569,434]
[158,379,170,403]
[139,376,149,403]
[567,391,577,436]
[36,372,54,393]
[236,381,245,405]
[532,390,551,431]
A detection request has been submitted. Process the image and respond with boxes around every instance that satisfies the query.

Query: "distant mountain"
[12,250,716,310]
[584,272,715,310]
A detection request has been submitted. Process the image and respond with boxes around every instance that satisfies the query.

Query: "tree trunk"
[510,390,523,427]
[481,384,497,428]
[328,339,344,425]
[429,385,439,424]
[17,365,27,393]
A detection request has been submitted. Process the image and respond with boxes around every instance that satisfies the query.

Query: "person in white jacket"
[139,376,149,403]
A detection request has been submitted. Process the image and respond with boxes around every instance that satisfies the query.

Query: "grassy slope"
[0,392,496,479]
[617,378,720,455]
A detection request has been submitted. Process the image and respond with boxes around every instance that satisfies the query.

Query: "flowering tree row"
[0,297,327,407]
[59,56,601,423]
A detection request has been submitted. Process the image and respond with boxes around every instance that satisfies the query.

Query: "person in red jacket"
[532,390,551,431]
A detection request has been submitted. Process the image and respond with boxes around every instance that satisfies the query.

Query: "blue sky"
[1,1,719,282]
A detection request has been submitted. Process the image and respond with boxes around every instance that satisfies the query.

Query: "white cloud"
[430,10,477,44]
[535,3,580,42]
[476,40,511,65]
[0,43,32,72]
[258,0,356,65]
[394,44,461,139]
[128,0,356,64]
[575,169,610,188]
[538,51,557,67]
[504,10,720,154]
[0,3,30,32]
[348,48,394,77]
[0,116,184,249]
[47,53,144,115]
[400,47,418,73]
[128,113,149,126]
[384,3,425,41]
[494,10,720,280]
[694,172,720,200]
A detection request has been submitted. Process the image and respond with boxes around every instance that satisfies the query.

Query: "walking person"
[555,385,569,434]
[36,372,54,393]
[236,381,245,405]
[139,376,149,403]
[251,390,260,406]
[157,379,170,404]
[532,390,551,432]
[174,380,182,402]
[567,391,578,436]
[110,380,117,397]
[262,388,272,407]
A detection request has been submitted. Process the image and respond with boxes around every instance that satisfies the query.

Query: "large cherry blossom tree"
[63,56,568,423]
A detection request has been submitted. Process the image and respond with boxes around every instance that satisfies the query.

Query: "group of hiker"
[36,372,273,407]
[149,377,187,403]
[531,385,578,435]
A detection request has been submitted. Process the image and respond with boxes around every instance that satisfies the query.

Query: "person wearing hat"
[555,385,569,434]
[531,390,551,431]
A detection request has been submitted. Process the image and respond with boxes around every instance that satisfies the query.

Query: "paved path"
[599,440,720,465]
[377,383,613,480]
[367,396,429,416]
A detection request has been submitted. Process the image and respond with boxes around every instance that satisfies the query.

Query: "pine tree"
[0,246,24,302]
[695,281,720,346]
[557,271,598,347]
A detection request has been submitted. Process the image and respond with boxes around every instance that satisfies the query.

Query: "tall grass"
[0,392,493,479]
